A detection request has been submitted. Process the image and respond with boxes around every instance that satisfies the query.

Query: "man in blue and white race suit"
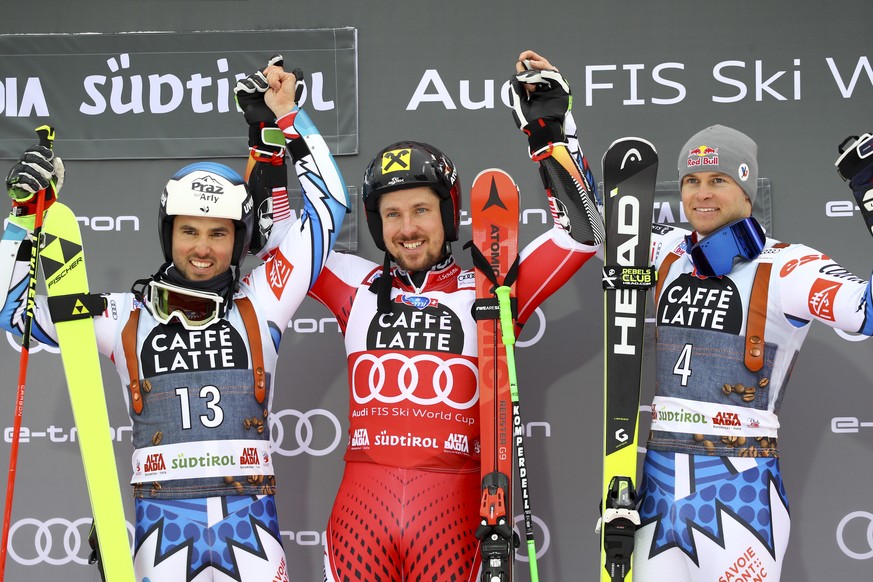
[634,125,873,582]
[0,59,348,581]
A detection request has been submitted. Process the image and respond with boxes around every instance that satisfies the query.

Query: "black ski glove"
[509,68,572,159]
[6,144,64,229]
[234,54,290,160]
[836,133,873,235]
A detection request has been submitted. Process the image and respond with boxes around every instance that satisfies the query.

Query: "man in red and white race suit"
[253,51,604,581]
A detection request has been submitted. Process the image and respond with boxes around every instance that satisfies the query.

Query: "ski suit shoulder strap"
[235,296,266,404]
[122,307,144,415]
[654,251,682,305]
[744,242,790,372]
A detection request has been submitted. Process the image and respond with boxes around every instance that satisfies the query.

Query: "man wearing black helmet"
[250,51,604,581]
[0,58,349,581]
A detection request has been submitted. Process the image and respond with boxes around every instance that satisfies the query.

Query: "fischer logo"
[712,411,741,427]
[350,428,370,448]
[444,432,470,454]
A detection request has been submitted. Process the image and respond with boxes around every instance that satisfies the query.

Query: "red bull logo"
[689,145,718,157]
[686,145,719,168]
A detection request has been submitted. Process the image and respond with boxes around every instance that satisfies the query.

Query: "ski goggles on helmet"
[146,280,225,329]
[685,217,766,278]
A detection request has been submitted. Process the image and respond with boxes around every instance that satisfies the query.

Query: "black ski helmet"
[158,162,254,269]
[361,141,461,251]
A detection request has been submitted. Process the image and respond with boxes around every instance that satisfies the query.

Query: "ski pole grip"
[494,286,515,346]
[35,125,55,150]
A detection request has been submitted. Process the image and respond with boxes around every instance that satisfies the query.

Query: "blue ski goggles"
[146,280,224,329]
[685,217,766,278]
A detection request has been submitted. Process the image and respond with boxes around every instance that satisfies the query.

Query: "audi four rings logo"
[351,353,479,409]
[8,517,133,566]
[837,511,873,560]
[269,408,342,457]
[5,331,60,354]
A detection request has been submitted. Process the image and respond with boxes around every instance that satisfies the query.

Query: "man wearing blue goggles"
[633,125,873,582]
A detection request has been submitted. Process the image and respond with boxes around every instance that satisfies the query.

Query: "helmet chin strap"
[370,243,455,315]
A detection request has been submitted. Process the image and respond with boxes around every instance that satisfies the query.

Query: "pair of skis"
[470,137,657,582]
[0,129,134,581]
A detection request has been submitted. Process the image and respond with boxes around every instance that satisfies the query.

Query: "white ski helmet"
[158,162,254,268]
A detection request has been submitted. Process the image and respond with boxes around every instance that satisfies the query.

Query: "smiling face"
[170,215,235,281]
[379,186,446,272]
[680,171,752,236]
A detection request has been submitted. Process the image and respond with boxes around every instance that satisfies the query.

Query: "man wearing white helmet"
[631,125,873,581]
[0,56,349,581]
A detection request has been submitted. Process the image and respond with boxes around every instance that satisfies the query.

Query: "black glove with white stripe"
[509,68,572,158]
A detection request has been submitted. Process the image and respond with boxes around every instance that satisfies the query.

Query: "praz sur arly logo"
[191,175,225,195]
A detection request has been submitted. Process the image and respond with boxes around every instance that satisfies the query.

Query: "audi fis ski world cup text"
[405,56,873,110]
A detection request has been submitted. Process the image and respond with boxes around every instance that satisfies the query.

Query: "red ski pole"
[0,125,56,579]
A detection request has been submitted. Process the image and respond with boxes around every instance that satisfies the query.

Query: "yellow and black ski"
[599,138,658,582]
[41,201,135,581]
